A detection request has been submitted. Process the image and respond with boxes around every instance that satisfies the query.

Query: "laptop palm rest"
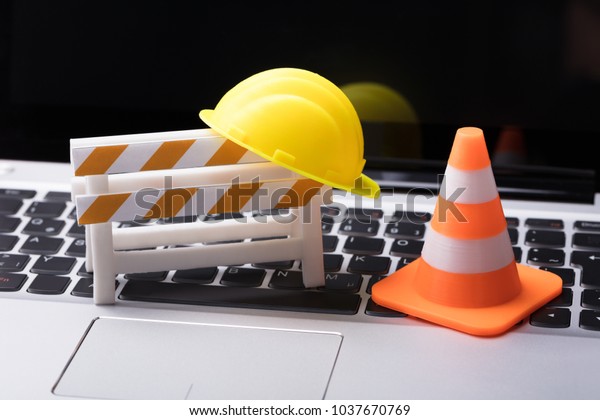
[53,317,342,399]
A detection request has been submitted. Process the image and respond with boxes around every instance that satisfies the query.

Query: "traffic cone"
[372,127,562,336]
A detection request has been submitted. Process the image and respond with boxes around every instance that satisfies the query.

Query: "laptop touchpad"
[53,317,342,399]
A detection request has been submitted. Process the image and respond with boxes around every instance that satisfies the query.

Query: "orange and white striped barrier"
[74,178,323,225]
[71,129,266,176]
[70,128,328,304]
[372,127,562,336]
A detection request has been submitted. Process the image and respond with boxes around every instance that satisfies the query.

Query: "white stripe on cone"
[440,165,498,204]
[421,228,514,274]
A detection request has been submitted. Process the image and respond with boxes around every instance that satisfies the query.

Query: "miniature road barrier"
[71,128,329,304]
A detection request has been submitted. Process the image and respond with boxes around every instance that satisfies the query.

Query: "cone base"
[372,258,562,336]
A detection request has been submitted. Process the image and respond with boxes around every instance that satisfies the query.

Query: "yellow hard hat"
[199,68,380,198]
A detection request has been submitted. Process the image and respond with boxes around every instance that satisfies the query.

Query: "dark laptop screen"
[2,1,599,199]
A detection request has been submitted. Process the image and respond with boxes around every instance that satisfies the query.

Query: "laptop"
[2,1,600,401]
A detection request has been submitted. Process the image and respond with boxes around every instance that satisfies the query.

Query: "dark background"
[1,0,599,179]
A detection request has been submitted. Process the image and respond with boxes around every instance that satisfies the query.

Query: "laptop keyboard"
[2,186,600,336]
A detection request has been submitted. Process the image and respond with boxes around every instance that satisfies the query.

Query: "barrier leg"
[296,195,325,288]
[85,225,94,272]
[86,175,117,304]
[90,223,116,304]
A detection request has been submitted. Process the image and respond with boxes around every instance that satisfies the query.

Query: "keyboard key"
[574,221,600,232]
[384,221,425,239]
[572,233,600,250]
[22,218,65,236]
[19,236,64,255]
[221,267,266,287]
[323,254,344,272]
[505,217,519,227]
[120,281,362,315]
[71,278,119,298]
[124,271,168,281]
[27,274,71,295]
[0,253,30,271]
[269,270,305,289]
[30,255,76,275]
[24,201,66,218]
[0,188,36,199]
[508,228,518,244]
[298,254,344,272]
[0,273,27,292]
[321,217,334,234]
[76,262,93,277]
[396,257,416,271]
[322,235,338,252]
[252,208,290,219]
[529,307,571,328]
[389,239,424,257]
[203,213,245,221]
[366,275,385,294]
[322,273,362,293]
[0,198,22,215]
[44,191,72,202]
[66,222,86,238]
[524,230,565,248]
[546,288,573,307]
[581,289,600,310]
[252,259,294,269]
[346,208,384,221]
[391,211,431,224]
[513,247,522,262]
[570,251,600,288]
[526,248,564,266]
[539,267,575,287]
[118,220,151,228]
[365,298,407,318]
[172,267,218,284]
[524,218,564,229]
[0,216,20,233]
[342,236,385,255]
[579,310,600,331]
[338,219,380,236]
[347,255,391,275]
[158,215,198,224]
[65,238,86,257]
[320,205,342,218]
[0,235,18,251]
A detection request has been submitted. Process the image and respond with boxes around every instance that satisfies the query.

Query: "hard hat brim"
[200,109,380,198]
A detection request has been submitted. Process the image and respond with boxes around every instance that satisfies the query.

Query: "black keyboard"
[2,187,600,335]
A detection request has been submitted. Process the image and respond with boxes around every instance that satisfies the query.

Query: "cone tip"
[448,127,490,170]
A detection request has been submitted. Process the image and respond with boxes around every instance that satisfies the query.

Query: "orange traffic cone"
[372,127,562,336]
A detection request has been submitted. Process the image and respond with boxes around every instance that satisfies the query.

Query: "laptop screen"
[2,1,599,201]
